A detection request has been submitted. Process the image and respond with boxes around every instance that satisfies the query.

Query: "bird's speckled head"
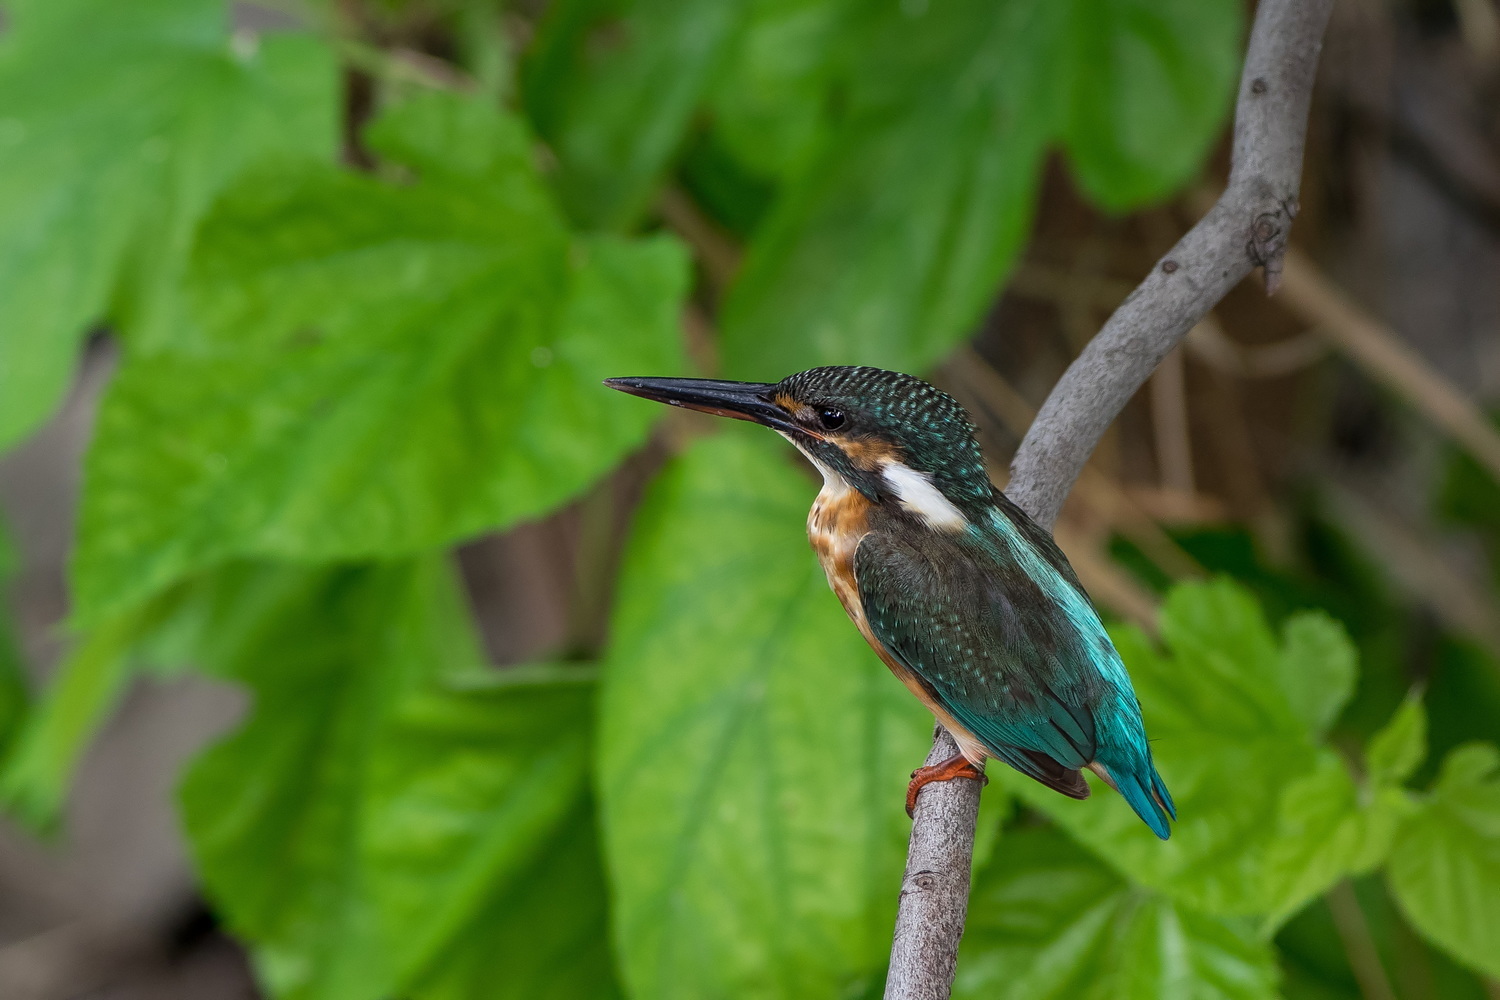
[605,366,995,518]
[766,367,991,506]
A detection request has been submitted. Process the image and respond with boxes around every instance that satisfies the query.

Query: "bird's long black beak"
[604,376,797,433]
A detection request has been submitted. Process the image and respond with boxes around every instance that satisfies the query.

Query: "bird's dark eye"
[817,408,846,430]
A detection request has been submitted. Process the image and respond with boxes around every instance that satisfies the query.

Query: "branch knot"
[1248,198,1299,294]
[903,870,941,895]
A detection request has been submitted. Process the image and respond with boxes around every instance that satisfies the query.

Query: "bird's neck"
[781,430,993,535]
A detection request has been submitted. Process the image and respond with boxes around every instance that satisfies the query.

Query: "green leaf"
[0,550,306,831]
[524,0,753,228]
[1387,742,1500,979]
[1060,0,1242,210]
[1277,610,1358,738]
[73,91,689,623]
[1258,755,1409,930]
[1003,579,1364,920]
[0,516,30,764]
[0,610,149,830]
[1366,694,1428,789]
[179,559,617,1000]
[600,428,931,1000]
[408,790,619,1000]
[0,636,23,768]
[0,0,338,449]
[369,671,620,1000]
[1151,582,1355,738]
[719,0,1242,378]
[523,0,1240,375]
[0,516,14,578]
[719,0,1061,378]
[954,828,1279,1000]
[706,0,855,181]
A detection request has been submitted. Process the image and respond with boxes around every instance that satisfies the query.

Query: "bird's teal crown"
[774,366,993,508]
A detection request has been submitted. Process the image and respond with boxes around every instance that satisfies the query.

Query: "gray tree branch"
[882,2,1335,998]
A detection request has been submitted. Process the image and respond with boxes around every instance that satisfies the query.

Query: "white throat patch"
[777,431,851,494]
[881,461,968,531]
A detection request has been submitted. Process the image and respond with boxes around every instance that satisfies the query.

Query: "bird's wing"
[853,526,1107,797]
[991,488,1089,600]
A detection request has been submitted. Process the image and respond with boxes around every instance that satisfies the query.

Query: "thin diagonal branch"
[883,2,1335,998]
[1008,0,1334,531]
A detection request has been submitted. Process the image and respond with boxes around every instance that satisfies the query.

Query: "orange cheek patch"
[838,436,903,470]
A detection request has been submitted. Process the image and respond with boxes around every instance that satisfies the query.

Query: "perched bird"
[605,366,1175,838]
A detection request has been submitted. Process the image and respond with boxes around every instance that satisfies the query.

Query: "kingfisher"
[605,366,1175,838]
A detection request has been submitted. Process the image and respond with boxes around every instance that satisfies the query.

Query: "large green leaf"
[521,0,1239,374]
[409,792,619,1000]
[178,560,617,1000]
[954,829,1279,1000]
[1060,0,1243,210]
[73,92,690,624]
[1256,754,1406,930]
[0,546,314,829]
[718,0,1061,378]
[0,0,337,450]
[1260,670,1431,927]
[1387,742,1500,979]
[718,0,1241,378]
[1004,579,1369,921]
[524,0,753,228]
[600,428,931,1000]
[705,0,858,181]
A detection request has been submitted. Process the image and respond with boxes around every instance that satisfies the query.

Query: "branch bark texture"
[883,2,1334,998]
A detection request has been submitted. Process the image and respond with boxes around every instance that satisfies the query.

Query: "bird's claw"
[905,755,987,818]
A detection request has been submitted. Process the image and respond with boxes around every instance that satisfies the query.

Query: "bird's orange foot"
[906,754,987,817]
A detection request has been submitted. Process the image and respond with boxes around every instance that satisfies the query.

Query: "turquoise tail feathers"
[1152,764,1177,820]
[1102,756,1175,840]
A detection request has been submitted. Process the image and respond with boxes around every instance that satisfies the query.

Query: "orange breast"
[806,485,990,763]
[807,484,870,627]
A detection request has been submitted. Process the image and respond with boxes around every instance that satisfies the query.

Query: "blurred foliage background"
[0,0,1498,998]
